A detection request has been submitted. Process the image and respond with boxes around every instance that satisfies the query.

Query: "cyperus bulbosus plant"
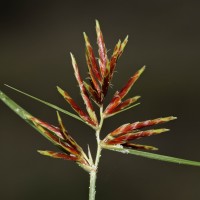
[1,20,200,200]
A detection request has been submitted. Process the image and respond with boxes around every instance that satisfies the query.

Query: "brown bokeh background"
[1,1,200,199]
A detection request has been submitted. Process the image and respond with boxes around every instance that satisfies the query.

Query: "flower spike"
[109,36,129,82]
[96,20,108,78]
[38,150,78,161]
[104,96,141,117]
[26,114,92,171]
[70,53,98,126]
[57,86,96,128]
[83,32,102,83]
[118,35,129,58]
[107,128,170,145]
[122,143,158,151]
[104,66,145,115]
[103,116,176,149]
[56,111,82,152]
[101,39,121,97]
[85,49,102,95]
[83,81,101,106]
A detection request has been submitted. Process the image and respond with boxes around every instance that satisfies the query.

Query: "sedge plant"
[1,20,200,200]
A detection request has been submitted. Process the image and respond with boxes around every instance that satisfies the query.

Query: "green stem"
[89,106,104,200]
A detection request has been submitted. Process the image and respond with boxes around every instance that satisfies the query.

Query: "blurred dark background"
[1,1,200,199]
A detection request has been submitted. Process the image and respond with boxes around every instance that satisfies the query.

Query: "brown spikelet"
[107,129,169,145]
[70,53,98,126]
[83,81,102,106]
[104,96,140,117]
[129,116,177,130]
[83,32,102,83]
[103,116,177,148]
[104,66,145,115]
[117,66,146,99]
[109,36,128,82]
[38,150,78,161]
[96,20,108,78]
[85,50,102,94]
[122,143,158,151]
[57,86,96,128]
[26,114,91,168]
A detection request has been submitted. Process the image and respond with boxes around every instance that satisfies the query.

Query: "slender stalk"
[89,106,104,200]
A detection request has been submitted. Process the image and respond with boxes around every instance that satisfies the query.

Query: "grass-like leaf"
[101,144,200,167]
[4,84,84,122]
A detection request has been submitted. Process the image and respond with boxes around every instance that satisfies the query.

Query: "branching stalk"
[89,106,104,200]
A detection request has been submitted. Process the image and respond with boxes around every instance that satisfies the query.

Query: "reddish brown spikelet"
[30,116,65,139]
[109,40,121,80]
[105,116,176,139]
[27,114,91,167]
[101,61,111,97]
[56,111,82,152]
[107,123,131,138]
[57,86,96,127]
[109,36,128,82]
[103,116,176,147]
[70,53,98,126]
[118,35,128,58]
[85,50,102,94]
[96,20,108,77]
[122,143,158,151]
[104,66,145,115]
[129,116,177,130]
[83,32,102,83]
[105,96,140,116]
[29,118,79,155]
[107,128,169,145]
[117,66,145,99]
[103,94,122,115]
[102,36,128,97]
[38,150,78,161]
[83,81,101,105]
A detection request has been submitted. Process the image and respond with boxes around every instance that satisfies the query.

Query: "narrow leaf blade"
[102,144,200,167]
[4,84,84,122]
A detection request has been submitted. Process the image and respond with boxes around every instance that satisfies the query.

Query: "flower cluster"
[102,116,176,150]
[26,112,93,172]
[20,20,176,169]
[57,21,143,129]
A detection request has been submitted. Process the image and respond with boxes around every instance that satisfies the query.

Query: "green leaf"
[0,90,59,138]
[101,144,200,167]
[4,84,84,123]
